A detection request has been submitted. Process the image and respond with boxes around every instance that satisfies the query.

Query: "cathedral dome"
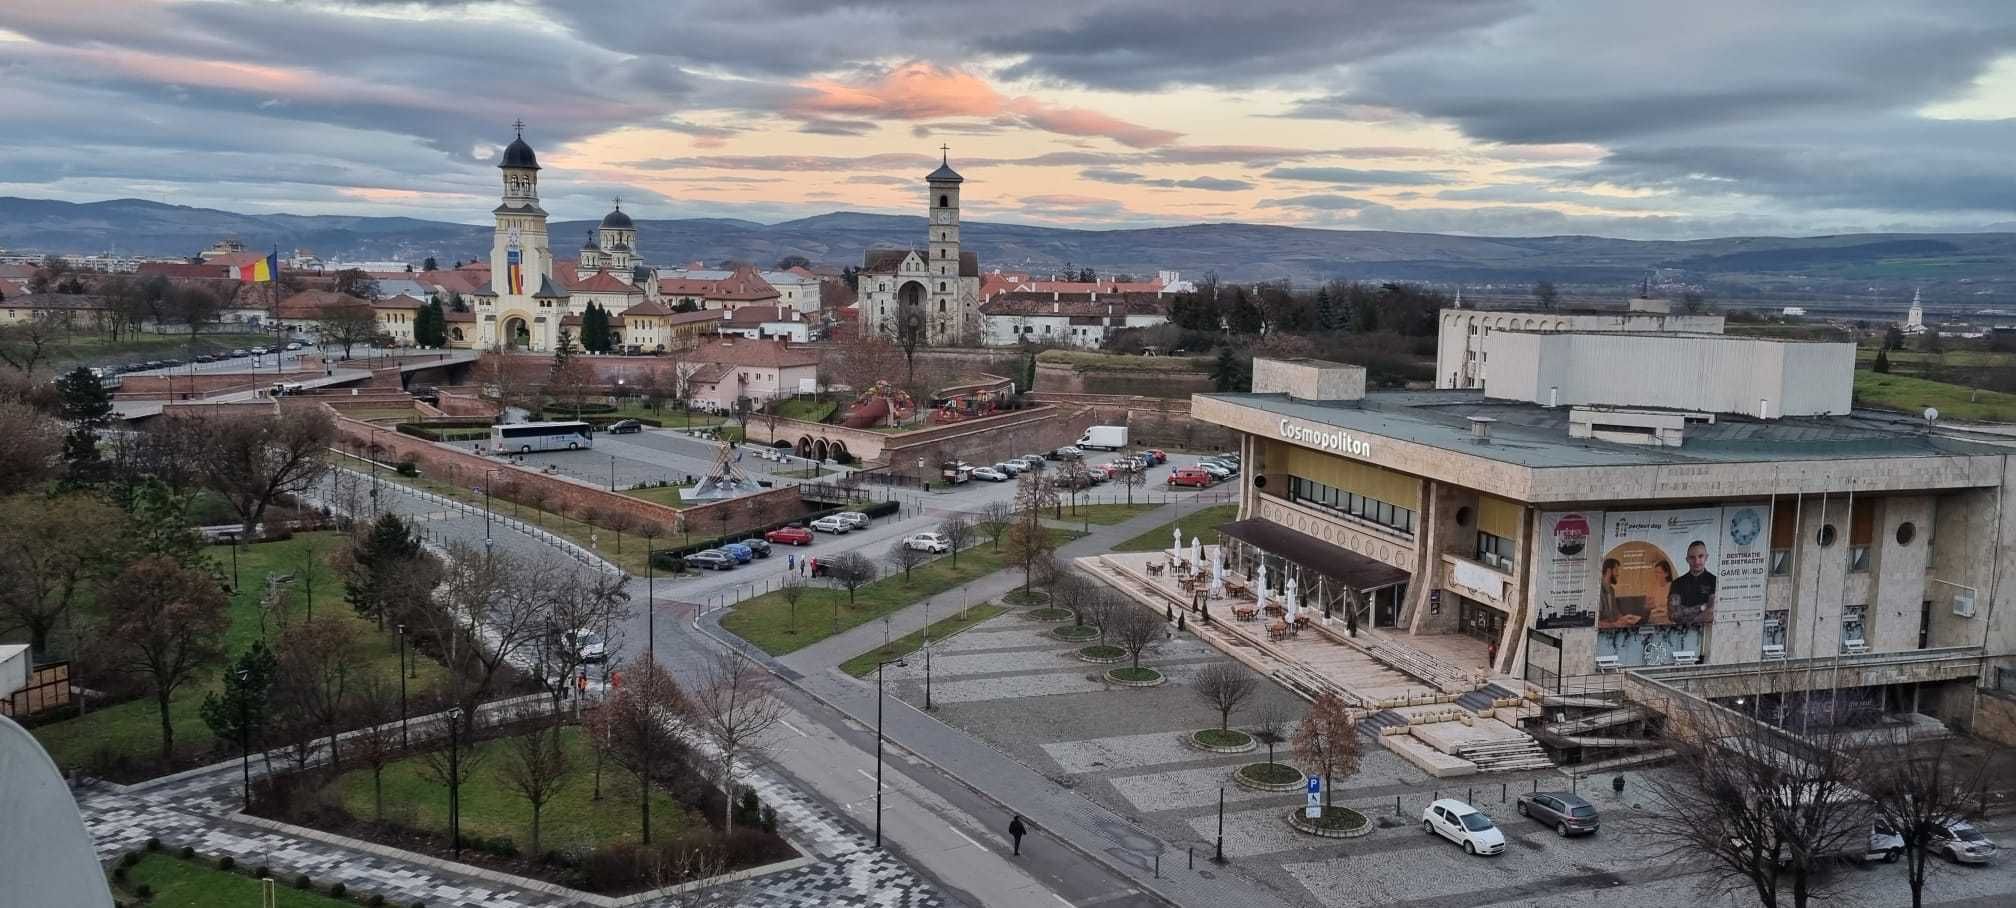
[600,206,634,229]
[581,232,601,250]
[499,135,540,170]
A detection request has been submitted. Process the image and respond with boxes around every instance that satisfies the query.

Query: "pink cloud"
[793,62,1180,148]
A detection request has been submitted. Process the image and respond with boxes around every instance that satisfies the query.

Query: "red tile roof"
[277,290,369,319]
[373,293,425,310]
[722,305,785,326]
[443,308,477,322]
[980,291,1166,318]
[690,338,819,368]
[620,299,674,317]
[569,269,644,294]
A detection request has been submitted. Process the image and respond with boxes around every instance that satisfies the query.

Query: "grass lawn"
[327,725,699,852]
[1854,370,2016,422]
[721,530,1079,656]
[34,533,453,774]
[54,330,277,367]
[771,398,837,423]
[1053,502,1160,525]
[115,854,357,908]
[370,471,659,574]
[1194,728,1253,748]
[605,404,727,427]
[622,485,686,508]
[840,604,1007,677]
[1114,504,1238,553]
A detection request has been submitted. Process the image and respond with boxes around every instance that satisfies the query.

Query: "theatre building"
[1188,345,2016,725]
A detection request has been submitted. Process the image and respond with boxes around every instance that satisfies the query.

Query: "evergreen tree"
[422,256,439,272]
[582,303,611,353]
[56,366,113,482]
[555,328,578,357]
[1873,348,1891,373]
[1225,287,1264,334]
[200,640,279,759]
[122,480,207,568]
[344,514,423,629]
[415,296,448,348]
[1211,347,1251,392]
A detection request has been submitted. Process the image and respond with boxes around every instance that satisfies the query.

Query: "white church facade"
[857,153,982,345]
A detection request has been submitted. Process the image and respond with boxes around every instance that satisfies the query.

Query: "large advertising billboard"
[1594,506,1766,629]
[1535,511,1599,629]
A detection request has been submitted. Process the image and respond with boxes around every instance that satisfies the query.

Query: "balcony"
[1442,553,1512,609]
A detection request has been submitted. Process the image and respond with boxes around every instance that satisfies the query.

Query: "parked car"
[993,460,1025,476]
[194,353,218,363]
[1143,449,1168,464]
[972,467,1009,482]
[686,550,736,571]
[1868,821,1906,863]
[743,538,772,558]
[1168,468,1216,488]
[1425,800,1506,855]
[766,525,815,546]
[1052,446,1085,460]
[230,349,249,357]
[810,515,851,534]
[1516,792,1599,836]
[606,419,643,434]
[905,532,952,554]
[720,543,754,564]
[558,628,607,663]
[285,342,303,351]
[250,346,268,356]
[1931,819,1999,863]
[1195,462,1234,480]
[836,511,871,529]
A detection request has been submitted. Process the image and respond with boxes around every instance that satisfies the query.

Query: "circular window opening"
[1817,524,1838,548]
[1896,522,1917,546]
[1455,507,1474,527]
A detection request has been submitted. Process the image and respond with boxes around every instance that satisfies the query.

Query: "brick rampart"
[1029,391,1238,451]
[117,369,324,399]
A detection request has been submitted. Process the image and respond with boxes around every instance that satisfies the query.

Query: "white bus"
[492,421,594,453]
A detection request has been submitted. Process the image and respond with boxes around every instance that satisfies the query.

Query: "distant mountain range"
[5,196,2015,301]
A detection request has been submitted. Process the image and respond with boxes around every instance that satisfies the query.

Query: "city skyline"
[1,1,2013,238]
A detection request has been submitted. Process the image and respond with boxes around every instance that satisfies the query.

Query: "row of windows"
[1476,532,1514,570]
[1286,476,1416,536]
[1769,544,1874,575]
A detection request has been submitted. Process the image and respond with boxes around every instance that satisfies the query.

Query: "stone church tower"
[858,149,982,345]
[472,123,568,350]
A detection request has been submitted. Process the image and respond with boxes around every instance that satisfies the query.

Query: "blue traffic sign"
[1306,777,1321,794]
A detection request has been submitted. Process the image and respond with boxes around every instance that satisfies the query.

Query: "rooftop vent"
[1468,415,1496,443]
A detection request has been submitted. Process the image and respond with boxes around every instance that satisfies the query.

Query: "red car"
[1144,449,1168,464]
[765,525,815,546]
[1168,468,1215,488]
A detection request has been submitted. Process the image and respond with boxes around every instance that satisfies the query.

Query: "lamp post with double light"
[446,705,466,858]
[874,656,908,847]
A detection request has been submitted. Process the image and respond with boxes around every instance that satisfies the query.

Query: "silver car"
[836,511,870,529]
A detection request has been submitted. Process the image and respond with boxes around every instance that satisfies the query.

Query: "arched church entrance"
[502,315,531,350]
[895,281,927,338]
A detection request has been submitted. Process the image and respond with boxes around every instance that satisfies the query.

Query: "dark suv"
[1516,791,1599,836]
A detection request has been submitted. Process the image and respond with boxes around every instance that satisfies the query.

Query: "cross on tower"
[612,196,622,210]
[512,118,525,137]
[940,144,950,164]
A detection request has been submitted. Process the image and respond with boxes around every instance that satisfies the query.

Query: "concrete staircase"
[1541,705,1653,739]
[1454,739,1555,773]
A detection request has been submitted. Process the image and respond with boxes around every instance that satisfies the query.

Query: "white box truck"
[1077,425,1129,451]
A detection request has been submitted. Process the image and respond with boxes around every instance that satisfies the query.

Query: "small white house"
[979,291,1167,348]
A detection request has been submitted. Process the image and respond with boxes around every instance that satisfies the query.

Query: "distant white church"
[1902,289,1927,336]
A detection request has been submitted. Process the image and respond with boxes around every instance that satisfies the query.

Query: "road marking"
[1078,891,1140,905]
[948,826,982,850]
[1053,895,1074,907]
[779,719,809,737]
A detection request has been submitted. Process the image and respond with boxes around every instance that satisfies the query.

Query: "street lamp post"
[923,598,933,712]
[397,624,409,747]
[482,467,503,546]
[236,667,253,810]
[446,705,465,858]
[874,657,908,847]
[610,455,617,492]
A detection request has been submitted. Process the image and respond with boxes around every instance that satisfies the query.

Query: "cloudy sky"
[2,0,2013,238]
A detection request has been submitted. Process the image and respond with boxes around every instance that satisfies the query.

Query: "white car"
[836,511,871,529]
[561,628,607,663]
[1931,819,1999,863]
[810,515,851,534]
[1425,799,1506,856]
[285,342,303,351]
[904,532,951,554]
[971,467,1009,482]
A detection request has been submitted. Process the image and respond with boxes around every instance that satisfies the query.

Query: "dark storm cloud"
[798,118,880,136]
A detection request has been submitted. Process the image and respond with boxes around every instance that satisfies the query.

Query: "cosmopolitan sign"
[1279,419,1372,458]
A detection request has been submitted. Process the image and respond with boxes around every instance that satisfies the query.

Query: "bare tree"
[0,312,66,375]
[499,718,575,855]
[283,616,363,763]
[1106,601,1163,671]
[318,302,379,360]
[887,539,930,583]
[194,408,335,537]
[938,515,973,567]
[975,501,1013,551]
[830,333,905,396]
[687,651,785,833]
[1117,461,1146,506]
[346,672,403,822]
[0,493,123,658]
[424,543,560,732]
[1292,692,1360,809]
[825,552,879,607]
[0,401,63,491]
[100,555,231,764]
[1192,663,1258,731]
[1004,489,1057,596]
[587,661,691,845]
[1052,570,1100,628]
[1252,699,1293,765]
[778,575,808,635]
[1638,697,1869,908]
[1860,732,2004,908]
[537,568,633,710]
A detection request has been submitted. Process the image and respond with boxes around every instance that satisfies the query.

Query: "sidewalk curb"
[691,607,1196,908]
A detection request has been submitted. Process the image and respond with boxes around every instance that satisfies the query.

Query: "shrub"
[833,451,854,465]
[772,440,791,448]
[760,806,778,834]
[121,852,140,868]
[111,865,128,883]
[134,883,153,899]
[395,460,420,477]
[369,896,387,907]
[178,845,195,859]
[145,837,161,852]
[328,882,346,898]
[294,873,312,890]
[413,901,428,908]
[254,865,270,879]
[217,856,235,871]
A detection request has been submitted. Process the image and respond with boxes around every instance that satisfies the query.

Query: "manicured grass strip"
[33,533,452,773]
[1107,667,1162,683]
[1002,588,1050,606]
[721,530,1079,656]
[1300,805,1368,831]
[840,604,1008,677]
[1114,504,1238,553]
[329,726,697,852]
[116,854,356,908]
[1194,728,1253,748]
[1237,762,1304,785]
[1052,625,1099,641]
[1053,502,1161,525]
[1854,369,2016,423]
[622,485,686,508]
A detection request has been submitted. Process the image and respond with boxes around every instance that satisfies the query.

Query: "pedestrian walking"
[1007,815,1027,856]
[787,553,796,571]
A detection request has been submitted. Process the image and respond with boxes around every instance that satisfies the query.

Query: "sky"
[1,0,2014,239]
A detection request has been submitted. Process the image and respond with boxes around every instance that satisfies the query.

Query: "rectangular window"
[1769,549,1793,576]
[1848,498,1875,573]
[1770,505,1796,576]
[1477,531,1513,569]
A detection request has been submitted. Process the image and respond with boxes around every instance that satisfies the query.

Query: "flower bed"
[1026,607,1075,622]
[1050,624,1100,642]
[1286,805,1372,839]
[1233,762,1306,792]
[1104,666,1165,687]
[1187,728,1256,754]
[1075,644,1126,664]
[1003,588,1051,606]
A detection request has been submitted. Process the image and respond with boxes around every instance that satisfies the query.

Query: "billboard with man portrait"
[1597,508,1723,629]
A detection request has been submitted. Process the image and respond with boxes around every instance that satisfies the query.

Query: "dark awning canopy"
[1217,518,1411,591]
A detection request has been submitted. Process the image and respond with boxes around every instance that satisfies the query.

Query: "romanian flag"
[238,252,278,283]
[507,247,524,294]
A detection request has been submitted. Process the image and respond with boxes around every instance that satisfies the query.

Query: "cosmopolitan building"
[1191,342,2016,727]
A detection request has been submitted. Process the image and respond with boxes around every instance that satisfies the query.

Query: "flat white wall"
[1482,332,1853,417]
[1437,309,1726,389]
